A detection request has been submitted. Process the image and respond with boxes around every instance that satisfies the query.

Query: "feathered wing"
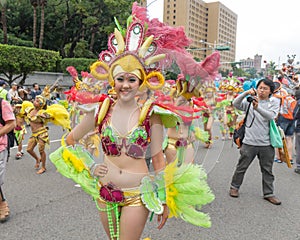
[20,101,34,115]
[49,144,99,199]
[44,104,71,130]
[164,160,215,227]
[193,126,209,143]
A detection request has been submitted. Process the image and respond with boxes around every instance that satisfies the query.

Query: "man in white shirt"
[8,82,21,105]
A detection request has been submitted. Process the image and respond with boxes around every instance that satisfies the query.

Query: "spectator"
[8,82,22,105]
[30,83,42,101]
[229,79,281,205]
[0,98,16,222]
[293,90,300,174]
[0,81,11,102]
[18,86,29,101]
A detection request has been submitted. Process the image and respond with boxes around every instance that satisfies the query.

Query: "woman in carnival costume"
[163,52,220,164]
[13,103,27,160]
[217,74,243,140]
[198,82,218,148]
[50,2,214,240]
[18,86,71,174]
[65,68,104,157]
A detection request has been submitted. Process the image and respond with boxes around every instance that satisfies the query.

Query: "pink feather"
[66,66,78,78]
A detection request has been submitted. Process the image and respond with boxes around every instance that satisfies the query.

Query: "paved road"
[1,123,300,240]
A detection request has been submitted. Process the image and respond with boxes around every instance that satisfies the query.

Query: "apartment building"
[162,0,237,70]
[240,54,263,73]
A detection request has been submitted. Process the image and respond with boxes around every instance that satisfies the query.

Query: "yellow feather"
[114,28,125,55]
[62,148,86,173]
[138,35,154,58]
[138,99,153,125]
[97,98,110,124]
[164,159,179,217]
[144,54,166,66]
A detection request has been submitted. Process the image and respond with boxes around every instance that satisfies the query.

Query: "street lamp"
[199,39,231,51]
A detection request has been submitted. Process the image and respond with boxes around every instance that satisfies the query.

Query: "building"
[240,54,262,73]
[162,0,237,70]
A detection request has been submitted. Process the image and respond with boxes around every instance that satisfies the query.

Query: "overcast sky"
[146,0,300,66]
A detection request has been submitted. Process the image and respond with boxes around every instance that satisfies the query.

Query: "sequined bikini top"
[97,99,152,159]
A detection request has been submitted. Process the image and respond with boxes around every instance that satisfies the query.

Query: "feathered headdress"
[89,2,192,91]
[176,52,220,99]
[219,74,244,93]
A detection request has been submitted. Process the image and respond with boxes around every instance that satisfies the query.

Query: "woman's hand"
[93,163,108,178]
[157,204,169,230]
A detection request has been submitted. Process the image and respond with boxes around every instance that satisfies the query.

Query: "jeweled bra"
[97,100,151,159]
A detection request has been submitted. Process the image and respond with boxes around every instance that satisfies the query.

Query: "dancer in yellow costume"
[19,93,70,174]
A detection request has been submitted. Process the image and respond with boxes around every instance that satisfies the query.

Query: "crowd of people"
[0,3,300,240]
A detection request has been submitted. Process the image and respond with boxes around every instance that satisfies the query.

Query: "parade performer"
[49,2,214,240]
[13,103,26,159]
[19,91,70,174]
[163,52,220,164]
[217,75,243,140]
[64,67,104,157]
[199,82,218,148]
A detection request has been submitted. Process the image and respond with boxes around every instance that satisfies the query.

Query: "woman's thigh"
[119,205,149,240]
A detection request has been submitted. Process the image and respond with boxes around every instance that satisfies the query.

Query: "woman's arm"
[149,113,169,229]
[66,111,96,146]
[149,113,165,173]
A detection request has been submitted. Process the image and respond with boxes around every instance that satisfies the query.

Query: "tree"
[0,0,7,44]
[0,44,61,86]
[30,0,39,47]
[39,0,47,48]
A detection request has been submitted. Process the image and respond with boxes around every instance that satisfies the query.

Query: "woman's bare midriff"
[101,154,149,188]
[167,124,190,139]
[29,109,44,132]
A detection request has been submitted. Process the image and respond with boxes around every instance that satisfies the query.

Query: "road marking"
[11,139,62,149]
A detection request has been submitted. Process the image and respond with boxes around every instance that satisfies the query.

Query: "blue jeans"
[231,144,275,198]
[278,115,295,136]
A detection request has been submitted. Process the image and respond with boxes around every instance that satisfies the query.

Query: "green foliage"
[4,0,135,58]
[60,58,97,74]
[64,40,97,58]
[0,30,33,47]
[0,44,61,85]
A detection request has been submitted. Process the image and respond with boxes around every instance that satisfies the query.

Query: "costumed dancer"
[13,103,27,159]
[163,52,220,164]
[19,86,71,174]
[49,2,214,240]
[200,82,218,148]
[217,74,243,140]
[64,67,104,157]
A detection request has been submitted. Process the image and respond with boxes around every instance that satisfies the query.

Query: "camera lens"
[247,96,254,102]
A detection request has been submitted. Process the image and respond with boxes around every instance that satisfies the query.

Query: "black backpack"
[0,98,16,150]
[233,102,254,148]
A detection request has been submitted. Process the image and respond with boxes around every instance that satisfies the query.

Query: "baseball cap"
[0,80,7,86]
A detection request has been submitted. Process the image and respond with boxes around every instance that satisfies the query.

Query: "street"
[0,123,300,240]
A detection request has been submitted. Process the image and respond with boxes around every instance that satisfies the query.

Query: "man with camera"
[229,78,281,205]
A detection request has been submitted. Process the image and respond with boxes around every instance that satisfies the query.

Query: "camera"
[247,96,256,102]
